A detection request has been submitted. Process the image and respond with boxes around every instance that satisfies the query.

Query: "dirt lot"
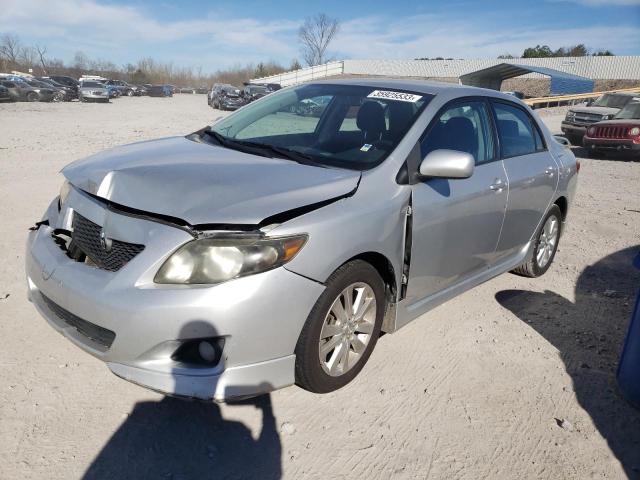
[1,94,639,480]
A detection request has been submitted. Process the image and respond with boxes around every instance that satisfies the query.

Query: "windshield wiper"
[251,143,328,168]
[202,128,273,158]
[202,128,327,167]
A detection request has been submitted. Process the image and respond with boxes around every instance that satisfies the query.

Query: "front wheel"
[26,91,39,102]
[295,260,385,393]
[512,205,562,278]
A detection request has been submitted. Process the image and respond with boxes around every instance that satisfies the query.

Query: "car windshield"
[223,86,239,94]
[592,94,632,109]
[208,83,431,170]
[82,82,103,88]
[248,86,267,94]
[614,102,640,120]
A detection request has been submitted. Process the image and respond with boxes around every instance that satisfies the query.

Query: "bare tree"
[18,46,37,70]
[298,14,339,66]
[36,44,48,74]
[0,33,21,65]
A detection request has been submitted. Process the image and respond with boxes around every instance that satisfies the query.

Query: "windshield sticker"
[367,90,422,103]
[360,144,373,152]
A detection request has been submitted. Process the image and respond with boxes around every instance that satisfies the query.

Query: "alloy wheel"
[318,282,377,377]
[536,215,559,269]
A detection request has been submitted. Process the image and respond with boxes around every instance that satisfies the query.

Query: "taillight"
[576,160,581,173]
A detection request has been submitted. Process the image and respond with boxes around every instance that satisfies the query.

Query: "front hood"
[62,136,361,226]
[591,119,640,126]
[570,106,619,115]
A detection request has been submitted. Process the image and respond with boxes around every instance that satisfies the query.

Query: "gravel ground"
[1,94,639,480]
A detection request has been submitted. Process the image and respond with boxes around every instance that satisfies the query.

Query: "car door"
[490,100,558,261]
[406,98,508,305]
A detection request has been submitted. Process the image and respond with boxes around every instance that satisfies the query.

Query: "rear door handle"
[489,179,505,192]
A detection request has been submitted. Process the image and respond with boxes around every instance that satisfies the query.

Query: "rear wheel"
[512,205,562,278]
[295,260,385,393]
[26,91,39,102]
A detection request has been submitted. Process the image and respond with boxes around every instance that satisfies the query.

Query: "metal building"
[459,63,595,94]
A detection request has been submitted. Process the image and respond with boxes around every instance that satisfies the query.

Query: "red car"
[583,101,640,159]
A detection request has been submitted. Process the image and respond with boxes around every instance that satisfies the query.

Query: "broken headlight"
[154,234,307,285]
[59,180,72,208]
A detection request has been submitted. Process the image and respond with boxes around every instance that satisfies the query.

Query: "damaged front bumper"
[25,189,325,401]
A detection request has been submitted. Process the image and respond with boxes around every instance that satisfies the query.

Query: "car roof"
[306,77,525,101]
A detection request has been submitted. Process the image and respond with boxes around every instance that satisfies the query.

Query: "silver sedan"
[78,81,109,103]
[26,79,578,401]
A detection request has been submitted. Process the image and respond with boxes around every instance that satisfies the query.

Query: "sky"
[1,0,639,73]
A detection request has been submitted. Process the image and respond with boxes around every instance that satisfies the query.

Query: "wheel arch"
[554,195,568,221]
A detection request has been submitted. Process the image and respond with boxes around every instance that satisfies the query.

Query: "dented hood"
[63,136,361,225]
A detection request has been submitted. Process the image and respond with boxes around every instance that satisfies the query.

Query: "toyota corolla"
[26,79,578,401]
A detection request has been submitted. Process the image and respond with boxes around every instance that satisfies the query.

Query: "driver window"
[421,101,495,165]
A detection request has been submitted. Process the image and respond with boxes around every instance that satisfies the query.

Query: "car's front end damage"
[25,136,369,401]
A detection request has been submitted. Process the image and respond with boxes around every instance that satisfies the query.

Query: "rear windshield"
[82,82,103,88]
[592,94,632,109]
[209,83,431,170]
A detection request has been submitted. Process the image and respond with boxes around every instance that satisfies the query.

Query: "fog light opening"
[171,337,224,367]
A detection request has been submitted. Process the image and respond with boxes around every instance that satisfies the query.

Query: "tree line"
[0,33,295,87]
[499,44,614,59]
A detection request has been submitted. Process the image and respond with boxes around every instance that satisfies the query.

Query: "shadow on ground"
[496,246,640,478]
[83,394,281,480]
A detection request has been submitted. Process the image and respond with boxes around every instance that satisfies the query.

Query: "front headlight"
[59,180,71,207]
[154,234,307,285]
[601,115,612,120]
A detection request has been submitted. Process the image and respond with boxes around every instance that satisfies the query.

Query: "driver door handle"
[489,179,505,193]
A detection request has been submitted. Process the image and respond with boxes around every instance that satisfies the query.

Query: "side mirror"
[419,149,474,179]
[553,135,571,148]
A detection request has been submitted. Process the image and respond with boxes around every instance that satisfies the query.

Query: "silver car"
[26,79,578,401]
[78,81,109,103]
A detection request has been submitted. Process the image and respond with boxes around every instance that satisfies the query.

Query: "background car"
[78,81,110,103]
[23,78,65,102]
[36,77,74,101]
[583,101,640,159]
[46,75,79,99]
[209,84,243,110]
[148,85,173,97]
[104,79,135,97]
[562,92,639,145]
[0,79,54,102]
[241,84,270,104]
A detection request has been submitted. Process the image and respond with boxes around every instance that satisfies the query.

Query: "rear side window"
[493,102,541,158]
[421,101,495,165]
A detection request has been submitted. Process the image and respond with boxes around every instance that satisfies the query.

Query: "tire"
[26,91,39,102]
[512,205,562,278]
[127,90,133,97]
[295,260,385,393]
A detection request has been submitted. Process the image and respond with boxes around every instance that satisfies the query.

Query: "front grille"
[572,113,603,125]
[72,213,144,272]
[592,125,629,139]
[41,294,115,350]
